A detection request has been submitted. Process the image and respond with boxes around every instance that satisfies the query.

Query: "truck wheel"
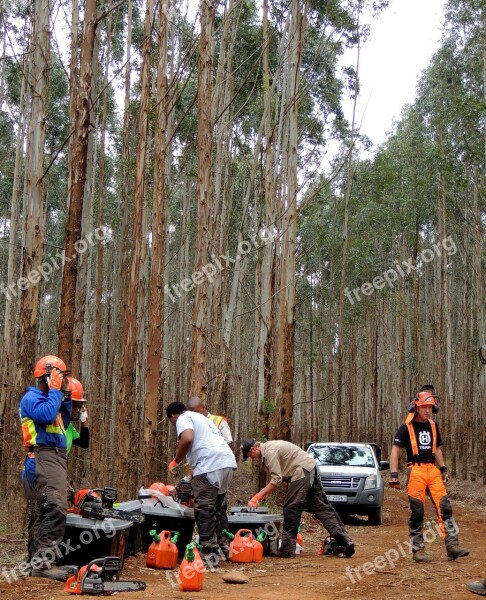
[368,506,383,526]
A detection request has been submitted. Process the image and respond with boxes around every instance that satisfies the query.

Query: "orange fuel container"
[146,530,179,569]
[297,523,304,547]
[223,529,266,563]
[179,543,203,591]
[251,531,267,563]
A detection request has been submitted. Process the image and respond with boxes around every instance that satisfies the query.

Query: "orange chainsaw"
[68,487,144,523]
[64,556,146,595]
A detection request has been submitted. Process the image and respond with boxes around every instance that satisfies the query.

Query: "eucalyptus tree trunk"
[117,0,154,497]
[270,0,304,440]
[190,0,215,399]
[85,4,112,485]
[1,58,27,369]
[58,0,97,362]
[103,0,133,476]
[257,0,277,422]
[210,0,241,415]
[5,0,51,528]
[144,0,171,484]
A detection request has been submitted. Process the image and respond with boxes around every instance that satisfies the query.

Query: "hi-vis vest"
[406,419,437,461]
[208,414,227,428]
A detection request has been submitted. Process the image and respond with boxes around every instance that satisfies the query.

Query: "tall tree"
[58,0,98,363]
[190,0,216,399]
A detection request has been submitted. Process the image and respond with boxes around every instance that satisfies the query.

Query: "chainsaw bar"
[81,506,145,523]
[82,579,147,594]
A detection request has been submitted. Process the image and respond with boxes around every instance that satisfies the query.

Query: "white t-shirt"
[176,411,237,476]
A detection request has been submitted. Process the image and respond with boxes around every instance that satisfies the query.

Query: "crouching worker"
[389,385,469,563]
[241,439,355,558]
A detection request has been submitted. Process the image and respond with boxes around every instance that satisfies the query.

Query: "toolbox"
[228,507,282,554]
[117,499,195,558]
[60,513,133,568]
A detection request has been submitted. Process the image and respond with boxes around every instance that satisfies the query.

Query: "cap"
[241,438,256,462]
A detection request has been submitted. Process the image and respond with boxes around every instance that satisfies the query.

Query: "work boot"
[333,534,355,558]
[30,566,70,581]
[199,547,221,570]
[413,549,432,563]
[447,546,470,561]
[466,578,486,596]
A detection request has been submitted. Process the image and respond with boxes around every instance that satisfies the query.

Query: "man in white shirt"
[167,402,236,563]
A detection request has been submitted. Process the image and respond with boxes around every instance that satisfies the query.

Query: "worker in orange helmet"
[19,355,73,581]
[389,385,469,563]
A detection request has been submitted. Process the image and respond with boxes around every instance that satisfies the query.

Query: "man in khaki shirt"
[242,439,354,558]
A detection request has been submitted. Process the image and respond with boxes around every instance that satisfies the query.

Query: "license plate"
[327,495,347,502]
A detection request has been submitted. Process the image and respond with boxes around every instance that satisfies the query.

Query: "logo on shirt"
[419,431,431,446]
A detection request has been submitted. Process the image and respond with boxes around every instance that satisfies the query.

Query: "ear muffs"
[410,393,440,414]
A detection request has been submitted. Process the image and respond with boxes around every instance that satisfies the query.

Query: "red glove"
[48,368,64,390]
[248,493,265,509]
[168,459,178,475]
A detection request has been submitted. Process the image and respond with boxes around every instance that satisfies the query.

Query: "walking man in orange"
[389,385,469,563]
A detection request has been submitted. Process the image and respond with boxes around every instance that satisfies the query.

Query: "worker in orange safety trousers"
[389,385,469,563]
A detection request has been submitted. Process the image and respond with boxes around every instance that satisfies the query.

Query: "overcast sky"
[348,0,446,147]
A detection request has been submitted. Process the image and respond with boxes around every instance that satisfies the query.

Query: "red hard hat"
[415,391,436,406]
[33,355,67,378]
[149,482,169,497]
[67,377,86,402]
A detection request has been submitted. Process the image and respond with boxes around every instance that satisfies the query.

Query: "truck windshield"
[309,446,375,467]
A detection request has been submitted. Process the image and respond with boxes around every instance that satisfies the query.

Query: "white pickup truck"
[306,442,389,525]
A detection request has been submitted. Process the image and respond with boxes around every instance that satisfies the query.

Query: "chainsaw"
[321,535,346,557]
[68,487,144,523]
[64,556,146,595]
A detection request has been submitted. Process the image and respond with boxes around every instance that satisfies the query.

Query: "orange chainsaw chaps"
[407,463,447,536]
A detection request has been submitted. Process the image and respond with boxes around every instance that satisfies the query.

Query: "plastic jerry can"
[223,529,259,563]
[297,523,304,547]
[179,543,204,591]
[251,531,267,563]
[146,530,180,569]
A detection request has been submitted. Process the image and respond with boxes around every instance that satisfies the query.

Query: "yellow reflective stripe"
[21,417,37,447]
[46,413,66,436]
[209,414,224,427]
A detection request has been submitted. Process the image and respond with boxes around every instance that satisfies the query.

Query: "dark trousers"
[22,457,40,562]
[191,474,228,551]
[30,446,68,569]
[280,467,351,554]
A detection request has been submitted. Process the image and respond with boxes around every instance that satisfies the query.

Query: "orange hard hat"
[67,377,86,402]
[33,355,67,378]
[149,482,169,497]
[415,391,437,406]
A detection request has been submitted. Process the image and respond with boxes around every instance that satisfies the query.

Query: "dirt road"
[1,484,484,600]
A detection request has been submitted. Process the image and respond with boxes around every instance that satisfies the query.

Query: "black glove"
[440,465,450,484]
[389,472,401,489]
